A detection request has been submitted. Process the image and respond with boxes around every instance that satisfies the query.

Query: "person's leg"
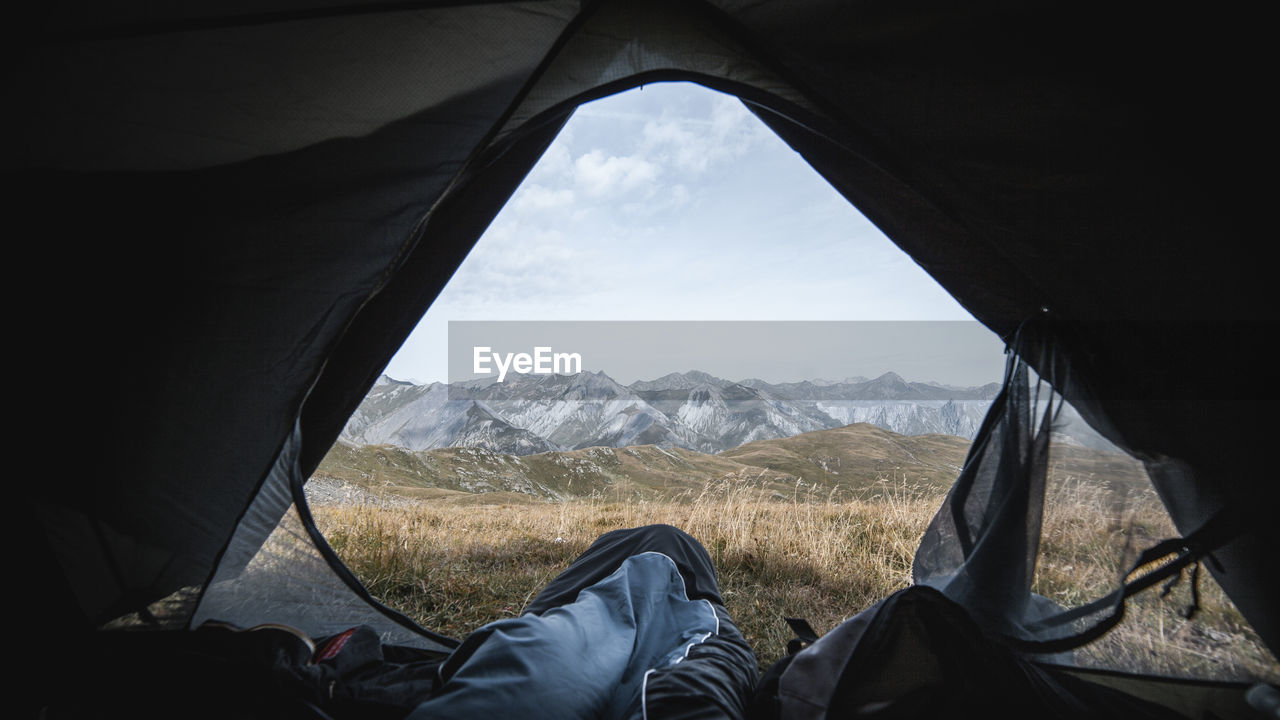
[523,523,759,720]
[525,524,725,614]
[410,525,758,720]
[636,602,759,720]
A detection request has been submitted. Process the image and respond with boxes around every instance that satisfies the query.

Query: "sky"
[384,81,1006,387]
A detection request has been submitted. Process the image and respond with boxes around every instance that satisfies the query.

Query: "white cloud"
[573,149,660,196]
[641,118,706,172]
[512,183,575,212]
[638,94,770,175]
[669,183,691,208]
[526,136,574,182]
[708,94,767,153]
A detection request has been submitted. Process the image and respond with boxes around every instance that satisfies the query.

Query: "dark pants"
[443,524,759,720]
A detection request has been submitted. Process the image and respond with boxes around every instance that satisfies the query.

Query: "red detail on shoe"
[316,627,357,662]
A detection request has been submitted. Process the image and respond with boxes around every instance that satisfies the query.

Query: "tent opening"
[272,82,1275,684]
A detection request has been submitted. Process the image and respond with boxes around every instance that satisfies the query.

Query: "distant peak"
[630,370,727,391]
[579,369,619,383]
[685,370,733,387]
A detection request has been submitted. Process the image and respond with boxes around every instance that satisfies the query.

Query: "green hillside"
[313,422,979,501]
[718,424,970,493]
[313,421,1152,504]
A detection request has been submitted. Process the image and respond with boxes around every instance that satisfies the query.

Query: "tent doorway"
[288,83,1279,685]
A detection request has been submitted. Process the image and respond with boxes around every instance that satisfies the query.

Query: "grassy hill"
[313,422,976,501]
[718,423,970,493]
[313,421,1153,506]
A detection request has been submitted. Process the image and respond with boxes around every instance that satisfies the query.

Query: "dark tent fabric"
[10,0,1274,712]
[750,585,1250,720]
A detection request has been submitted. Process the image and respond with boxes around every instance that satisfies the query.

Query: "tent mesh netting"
[914,316,1276,682]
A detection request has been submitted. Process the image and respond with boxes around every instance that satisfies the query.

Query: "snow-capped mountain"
[339,379,556,454]
[814,399,990,439]
[628,370,732,392]
[470,371,703,451]
[339,370,1001,455]
[636,382,835,450]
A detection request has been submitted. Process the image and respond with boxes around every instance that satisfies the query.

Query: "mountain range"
[339,370,1001,456]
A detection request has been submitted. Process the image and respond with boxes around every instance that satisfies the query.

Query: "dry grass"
[1033,472,1279,681]
[310,475,1279,683]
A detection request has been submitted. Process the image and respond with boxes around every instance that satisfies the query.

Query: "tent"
[11,0,1273,715]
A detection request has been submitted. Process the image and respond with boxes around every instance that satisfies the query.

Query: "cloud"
[512,183,574,212]
[640,118,705,172]
[639,94,771,174]
[669,183,691,207]
[573,149,660,196]
[435,218,619,316]
[526,136,574,182]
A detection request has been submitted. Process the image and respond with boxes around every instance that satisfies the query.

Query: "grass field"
[310,475,1279,683]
